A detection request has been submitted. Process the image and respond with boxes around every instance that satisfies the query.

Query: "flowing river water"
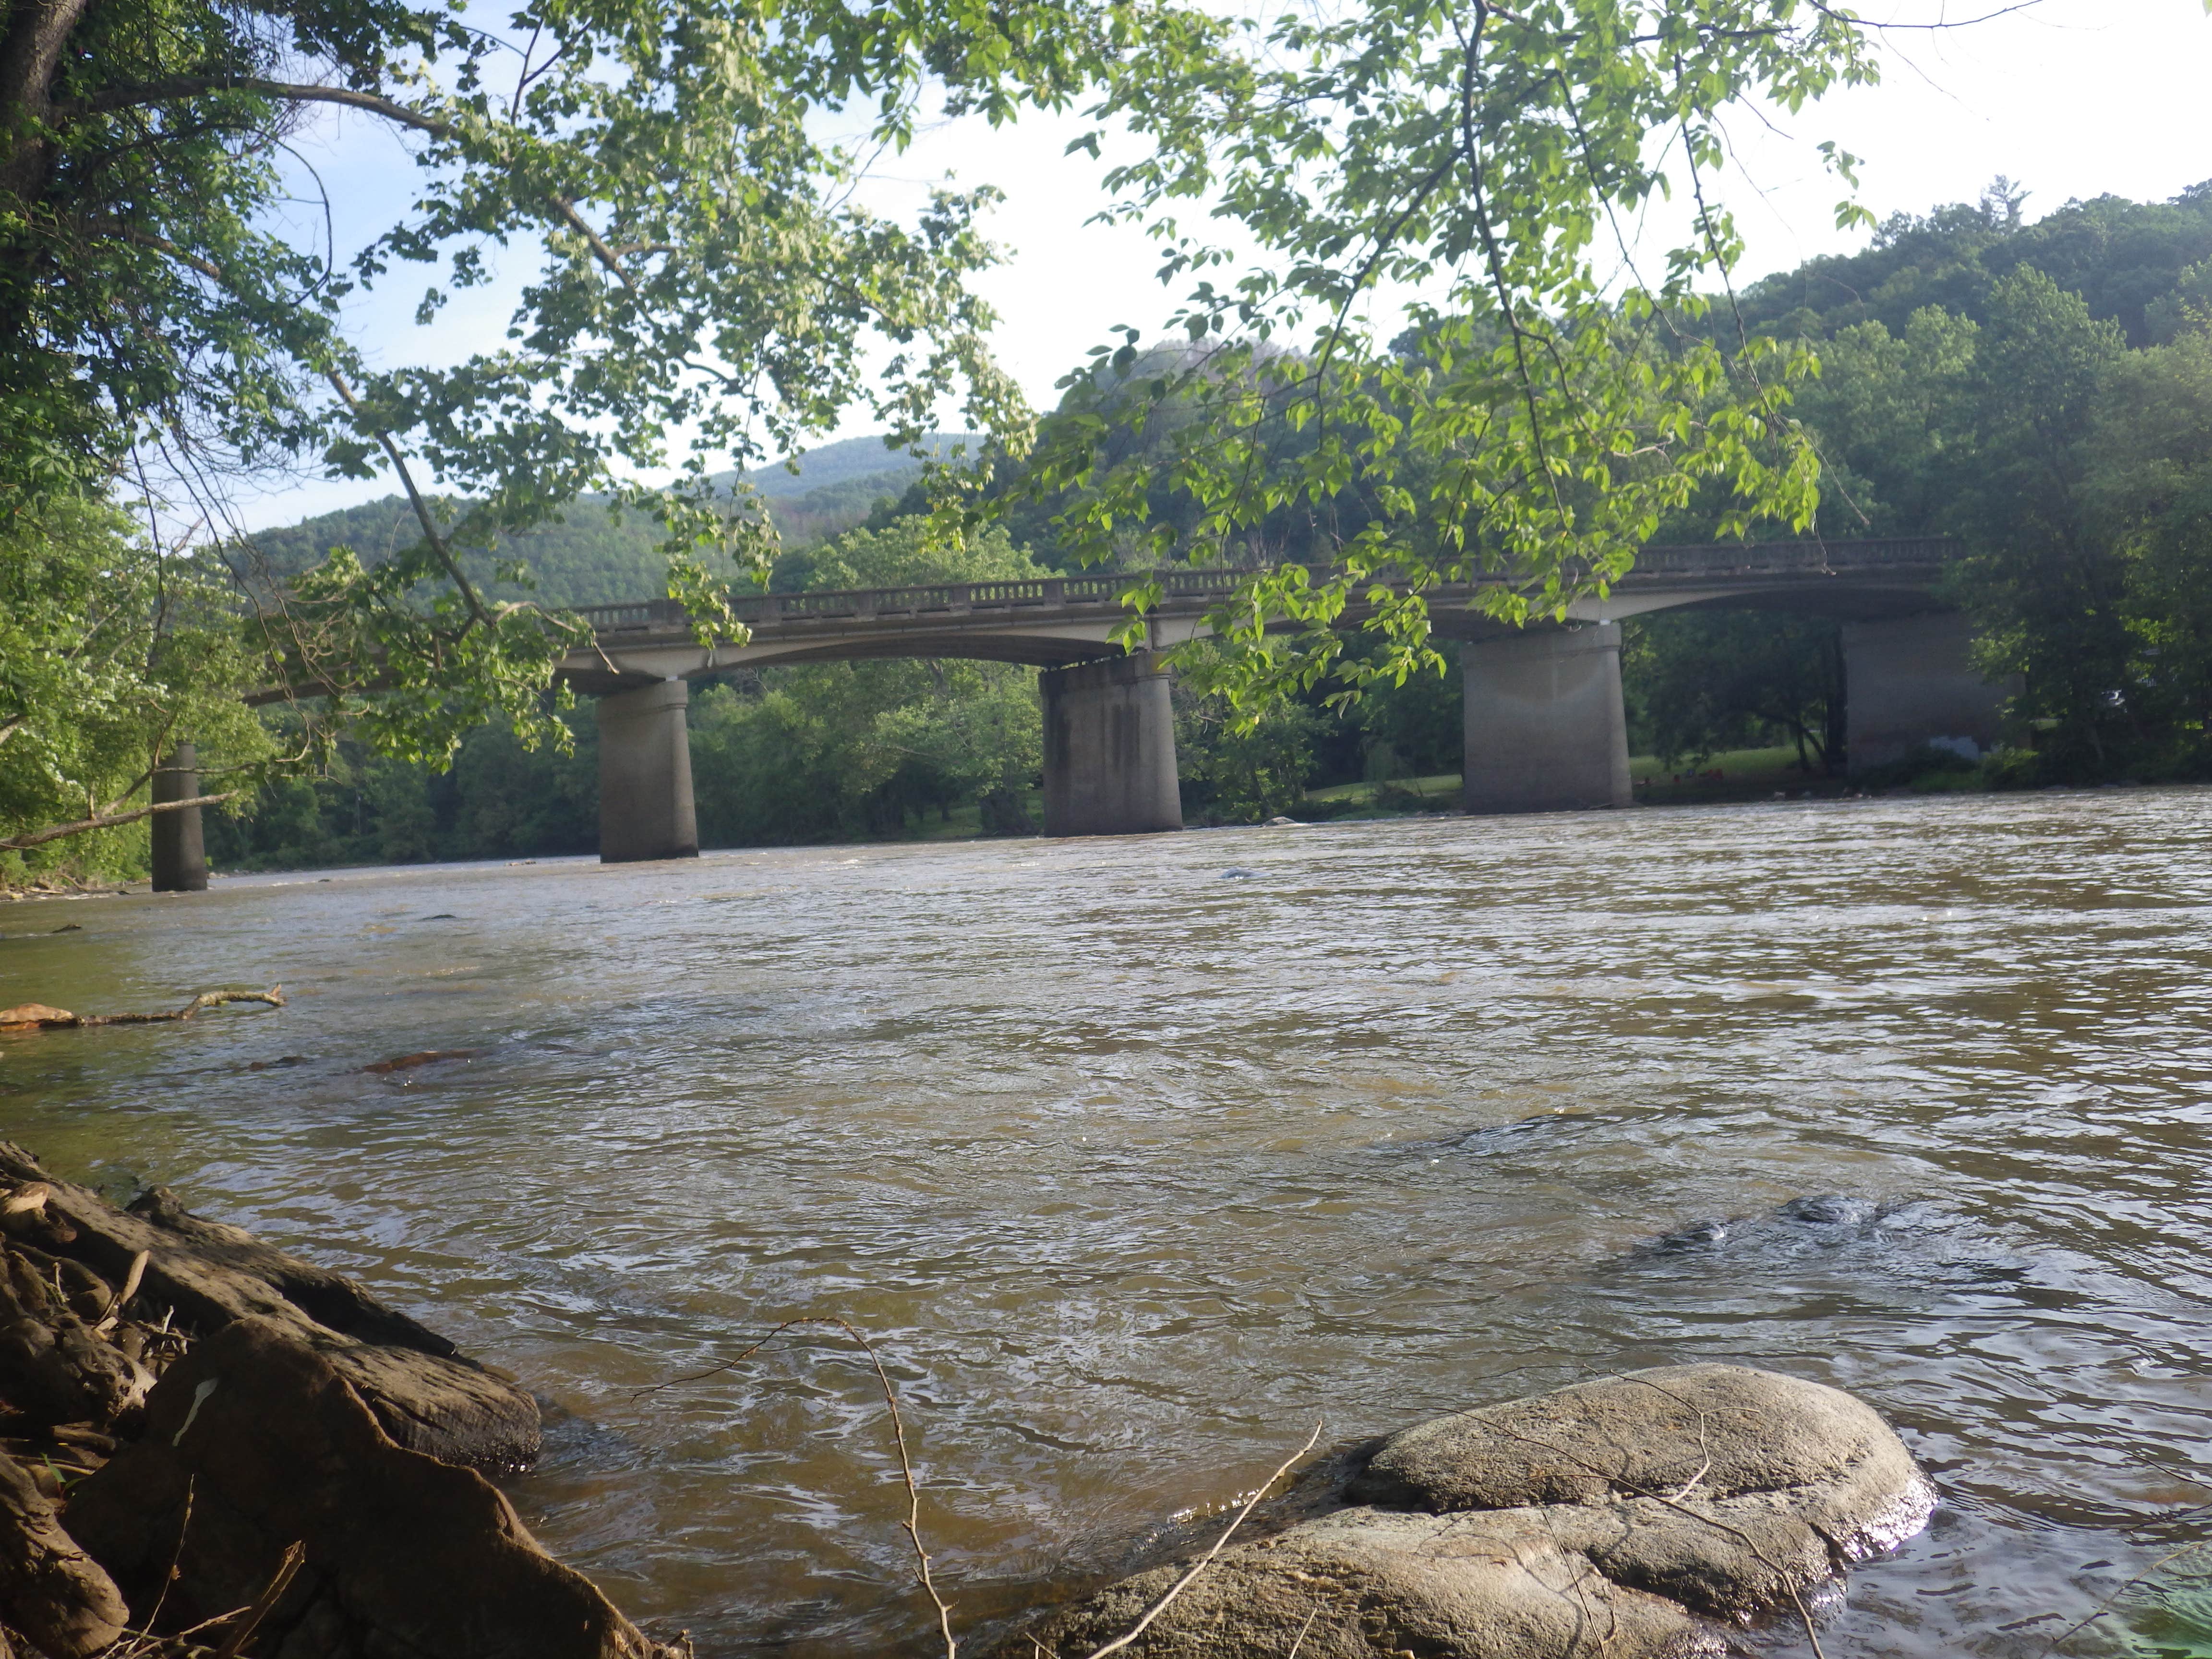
[5,790,2212,1656]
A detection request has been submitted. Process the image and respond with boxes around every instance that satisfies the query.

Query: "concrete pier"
[1462,624,1633,814]
[150,743,209,891]
[597,680,698,862]
[1842,611,2012,772]
[1040,653,1183,836]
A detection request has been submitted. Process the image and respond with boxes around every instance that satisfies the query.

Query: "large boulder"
[64,1318,664,1659]
[1013,1365,1935,1659]
[0,1143,537,1472]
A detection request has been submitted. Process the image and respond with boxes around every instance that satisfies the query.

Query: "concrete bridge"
[557,536,2006,860]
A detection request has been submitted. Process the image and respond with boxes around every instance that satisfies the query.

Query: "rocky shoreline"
[0,1143,676,1659]
[1,1144,1935,1659]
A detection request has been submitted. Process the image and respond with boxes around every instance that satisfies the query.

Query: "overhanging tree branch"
[65,76,450,135]
[322,371,496,632]
[0,793,236,854]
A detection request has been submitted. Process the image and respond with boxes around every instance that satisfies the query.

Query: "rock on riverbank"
[0,1144,674,1659]
[1011,1365,1935,1659]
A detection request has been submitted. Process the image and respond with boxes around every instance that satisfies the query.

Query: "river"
[4,789,2211,1655]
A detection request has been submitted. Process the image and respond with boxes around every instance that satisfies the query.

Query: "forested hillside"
[240,435,954,608]
[1736,180,2212,347]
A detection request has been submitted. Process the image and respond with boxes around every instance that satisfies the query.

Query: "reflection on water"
[3,790,2210,1655]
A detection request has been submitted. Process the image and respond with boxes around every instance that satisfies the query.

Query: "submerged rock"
[1777,1194,1879,1228]
[1631,1193,1942,1262]
[1011,1364,1934,1659]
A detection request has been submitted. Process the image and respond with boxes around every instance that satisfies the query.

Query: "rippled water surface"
[6,792,2212,1655]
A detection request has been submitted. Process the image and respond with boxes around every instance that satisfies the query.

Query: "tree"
[1951,269,2133,769]
[1733,180,2212,349]
[1623,610,1844,771]
[0,0,1208,803]
[0,497,271,880]
[1787,306,1980,536]
[690,517,1047,843]
[1001,0,1892,725]
[2090,320,2212,747]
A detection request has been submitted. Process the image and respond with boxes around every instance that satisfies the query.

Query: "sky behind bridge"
[236,0,2212,533]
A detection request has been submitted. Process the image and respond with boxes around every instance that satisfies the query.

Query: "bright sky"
[235,0,2212,531]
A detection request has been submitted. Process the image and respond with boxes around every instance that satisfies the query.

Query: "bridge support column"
[1462,624,1632,814]
[1041,653,1183,836]
[1843,611,2011,772]
[598,680,698,862]
[150,742,208,892]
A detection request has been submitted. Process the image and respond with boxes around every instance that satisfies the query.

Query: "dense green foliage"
[211,174,2212,866]
[1630,182,2212,781]
[242,457,934,609]
[206,716,598,871]
[1736,179,2212,348]
[0,500,273,882]
[0,0,1200,869]
[13,0,2210,872]
[691,519,1047,843]
[1007,0,1877,722]
[1623,612,1843,770]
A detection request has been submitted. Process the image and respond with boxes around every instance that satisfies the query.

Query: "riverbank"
[0,875,141,905]
[3,1139,1946,1659]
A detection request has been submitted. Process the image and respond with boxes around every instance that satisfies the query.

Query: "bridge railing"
[568,536,1957,637]
[1623,536,1952,577]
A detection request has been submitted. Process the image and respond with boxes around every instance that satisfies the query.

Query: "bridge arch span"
[561,539,2005,854]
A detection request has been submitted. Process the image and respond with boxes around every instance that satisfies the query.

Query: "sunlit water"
[5,791,2212,1656]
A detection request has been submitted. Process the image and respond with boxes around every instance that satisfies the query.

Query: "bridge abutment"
[1842,612,2012,772]
[1462,625,1633,815]
[1041,653,1183,836]
[150,742,209,892]
[597,680,699,862]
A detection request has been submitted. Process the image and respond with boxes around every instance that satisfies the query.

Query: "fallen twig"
[2030,1536,2212,1659]
[640,1316,961,1659]
[119,1473,195,1654]
[1075,1422,1325,1659]
[210,1540,306,1659]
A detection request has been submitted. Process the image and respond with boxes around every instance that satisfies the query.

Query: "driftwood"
[0,1248,153,1430]
[68,1319,661,1659]
[359,1049,473,1075]
[0,989,286,1032]
[0,1146,539,1474]
[0,1448,128,1659]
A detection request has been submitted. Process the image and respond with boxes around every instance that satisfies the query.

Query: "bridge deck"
[561,536,1957,688]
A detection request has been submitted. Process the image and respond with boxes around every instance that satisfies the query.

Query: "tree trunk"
[0,0,96,210]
